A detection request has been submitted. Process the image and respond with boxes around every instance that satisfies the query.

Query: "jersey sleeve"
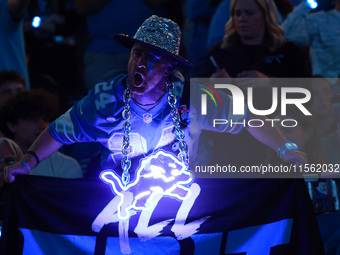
[49,79,121,144]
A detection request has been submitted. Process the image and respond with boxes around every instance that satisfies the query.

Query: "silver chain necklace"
[121,79,190,187]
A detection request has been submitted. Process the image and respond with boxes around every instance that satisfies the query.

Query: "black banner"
[1,175,324,255]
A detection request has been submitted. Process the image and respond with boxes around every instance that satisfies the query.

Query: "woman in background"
[201,0,311,167]
[204,0,311,82]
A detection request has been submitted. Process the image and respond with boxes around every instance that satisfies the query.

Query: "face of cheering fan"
[7,117,50,151]
[233,0,266,45]
[0,81,24,106]
[127,43,177,104]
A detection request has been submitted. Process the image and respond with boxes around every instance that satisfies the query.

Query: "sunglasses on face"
[0,155,17,166]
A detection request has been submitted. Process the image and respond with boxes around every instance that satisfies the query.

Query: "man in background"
[0,89,83,178]
[0,70,25,107]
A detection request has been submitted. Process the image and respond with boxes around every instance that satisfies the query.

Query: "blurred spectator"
[0,70,25,138]
[0,138,23,191]
[0,89,83,178]
[0,70,25,107]
[206,0,294,50]
[283,0,340,91]
[74,0,171,90]
[308,76,338,137]
[0,0,30,90]
[206,0,230,49]
[204,0,311,81]
[201,0,311,172]
[183,0,219,76]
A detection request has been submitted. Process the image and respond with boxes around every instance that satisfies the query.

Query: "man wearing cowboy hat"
[4,15,306,183]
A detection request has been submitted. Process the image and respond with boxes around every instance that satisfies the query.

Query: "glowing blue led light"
[287,143,298,150]
[100,150,194,220]
[306,0,318,9]
[32,16,41,28]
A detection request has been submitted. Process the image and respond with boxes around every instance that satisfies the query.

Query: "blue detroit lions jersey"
[49,74,247,173]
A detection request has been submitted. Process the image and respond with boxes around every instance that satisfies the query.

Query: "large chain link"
[120,79,189,187]
[121,84,132,187]
[166,80,190,167]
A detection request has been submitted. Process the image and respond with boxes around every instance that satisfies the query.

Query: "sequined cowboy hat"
[113,15,193,70]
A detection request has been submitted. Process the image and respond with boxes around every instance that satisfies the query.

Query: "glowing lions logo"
[92,151,207,254]
[100,150,193,220]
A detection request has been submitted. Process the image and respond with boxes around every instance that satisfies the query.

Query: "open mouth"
[134,72,144,87]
